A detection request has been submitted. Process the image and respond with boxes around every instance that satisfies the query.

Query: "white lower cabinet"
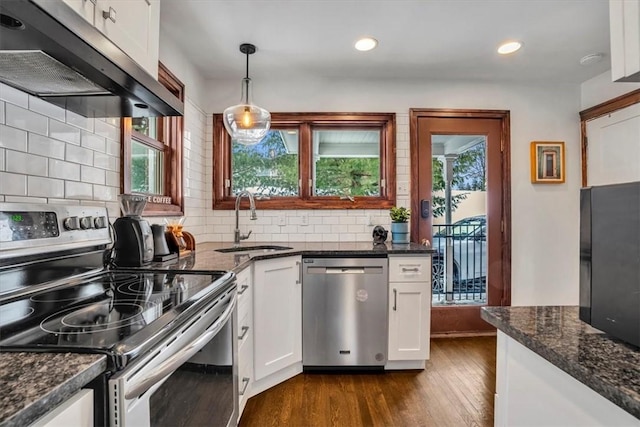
[252,256,302,386]
[31,389,93,427]
[387,255,431,368]
[235,265,253,418]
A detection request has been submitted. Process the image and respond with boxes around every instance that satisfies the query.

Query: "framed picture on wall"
[530,141,565,184]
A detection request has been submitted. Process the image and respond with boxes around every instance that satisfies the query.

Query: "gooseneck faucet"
[234,190,258,244]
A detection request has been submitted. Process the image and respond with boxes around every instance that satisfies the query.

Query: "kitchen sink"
[215,245,293,254]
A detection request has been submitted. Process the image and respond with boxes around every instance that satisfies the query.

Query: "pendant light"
[222,43,271,145]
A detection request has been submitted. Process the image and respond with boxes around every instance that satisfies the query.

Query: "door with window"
[410,109,511,334]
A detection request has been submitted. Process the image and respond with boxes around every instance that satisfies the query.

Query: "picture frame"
[530,141,565,184]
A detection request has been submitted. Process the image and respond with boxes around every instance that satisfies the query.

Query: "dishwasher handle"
[325,267,365,274]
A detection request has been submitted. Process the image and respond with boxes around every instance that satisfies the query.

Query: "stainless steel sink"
[215,245,293,254]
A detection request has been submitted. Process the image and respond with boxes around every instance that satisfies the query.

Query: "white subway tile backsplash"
[0,84,28,108]
[66,110,94,132]
[5,104,48,136]
[81,131,106,152]
[94,152,117,171]
[66,145,93,165]
[65,181,93,199]
[0,172,27,195]
[0,148,4,171]
[27,176,64,198]
[0,124,27,151]
[0,102,4,124]
[6,151,47,176]
[49,159,80,181]
[94,120,119,141]
[92,184,117,201]
[28,96,66,121]
[105,171,119,187]
[28,134,66,160]
[49,120,82,145]
[81,165,105,185]
[6,195,48,203]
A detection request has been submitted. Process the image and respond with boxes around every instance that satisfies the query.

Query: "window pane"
[312,129,380,196]
[231,129,299,196]
[132,117,158,139]
[131,139,164,194]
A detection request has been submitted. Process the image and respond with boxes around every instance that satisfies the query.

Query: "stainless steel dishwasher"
[302,256,388,369]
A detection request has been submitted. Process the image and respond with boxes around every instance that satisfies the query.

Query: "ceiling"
[160,0,611,84]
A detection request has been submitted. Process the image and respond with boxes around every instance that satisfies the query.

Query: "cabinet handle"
[239,377,250,396]
[238,326,250,340]
[237,284,249,295]
[401,267,420,272]
[102,7,116,23]
[296,261,302,284]
[393,288,397,311]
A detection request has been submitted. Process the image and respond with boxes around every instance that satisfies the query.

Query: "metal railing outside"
[431,221,487,304]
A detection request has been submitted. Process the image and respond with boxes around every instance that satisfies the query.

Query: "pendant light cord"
[246,51,250,79]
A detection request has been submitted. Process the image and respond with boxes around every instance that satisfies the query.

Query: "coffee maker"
[113,194,154,267]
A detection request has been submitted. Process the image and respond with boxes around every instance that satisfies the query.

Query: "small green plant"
[390,206,410,223]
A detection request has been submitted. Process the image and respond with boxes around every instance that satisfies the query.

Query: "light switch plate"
[278,216,286,226]
[301,214,309,226]
[398,181,409,195]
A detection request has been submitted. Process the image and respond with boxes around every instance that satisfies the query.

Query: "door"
[410,109,511,334]
[253,256,302,380]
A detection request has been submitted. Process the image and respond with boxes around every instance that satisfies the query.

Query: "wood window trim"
[579,89,640,187]
[212,112,397,210]
[121,62,185,216]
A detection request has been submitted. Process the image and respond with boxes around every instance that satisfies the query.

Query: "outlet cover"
[398,181,409,195]
[301,215,309,226]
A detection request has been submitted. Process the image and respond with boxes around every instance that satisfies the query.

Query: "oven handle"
[124,296,236,400]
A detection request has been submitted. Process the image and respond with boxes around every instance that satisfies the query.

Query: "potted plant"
[389,206,410,244]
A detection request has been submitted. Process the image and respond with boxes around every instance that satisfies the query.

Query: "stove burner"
[40,301,146,334]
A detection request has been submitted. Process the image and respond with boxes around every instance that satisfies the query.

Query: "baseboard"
[431,331,497,338]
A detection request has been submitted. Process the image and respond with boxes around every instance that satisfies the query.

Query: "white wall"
[581,70,640,109]
[206,76,583,306]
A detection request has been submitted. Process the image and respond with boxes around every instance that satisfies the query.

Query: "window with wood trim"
[213,113,396,210]
[121,63,184,216]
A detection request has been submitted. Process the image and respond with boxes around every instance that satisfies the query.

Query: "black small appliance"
[113,194,154,267]
[580,181,640,348]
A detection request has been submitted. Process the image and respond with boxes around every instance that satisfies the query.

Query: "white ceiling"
[159,0,611,84]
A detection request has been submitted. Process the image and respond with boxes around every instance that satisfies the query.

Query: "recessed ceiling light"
[497,41,523,55]
[355,37,378,52]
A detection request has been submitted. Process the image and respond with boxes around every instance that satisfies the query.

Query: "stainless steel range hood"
[0,0,183,118]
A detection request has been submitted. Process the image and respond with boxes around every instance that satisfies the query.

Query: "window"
[122,63,184,216]
[213,113,396,209]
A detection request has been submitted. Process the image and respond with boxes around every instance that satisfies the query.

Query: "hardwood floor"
[239,336,496,427]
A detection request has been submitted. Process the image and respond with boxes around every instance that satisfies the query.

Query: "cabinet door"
[253,256,302,381]
[94,0,160,77]
[62,0,95,24]
[388,281,430,360]
[32,389,93,427]
[610,0,640,81]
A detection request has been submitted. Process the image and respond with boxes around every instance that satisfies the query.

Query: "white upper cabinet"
[610,0,640,82]
[62,0,160,78]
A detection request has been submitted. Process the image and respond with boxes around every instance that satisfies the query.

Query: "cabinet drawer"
[236,266,252,317]
[238,306,252,353]
[389,256,430,283]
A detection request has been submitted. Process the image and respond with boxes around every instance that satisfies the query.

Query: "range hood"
[0,0,183,118]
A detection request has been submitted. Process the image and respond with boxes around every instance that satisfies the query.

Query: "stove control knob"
[63,216,80,230]
[94,216,108,229]
[80,216,94,230]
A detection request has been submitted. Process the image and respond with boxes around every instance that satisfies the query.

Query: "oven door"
[108,290,238,427]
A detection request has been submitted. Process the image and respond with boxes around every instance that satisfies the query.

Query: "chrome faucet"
[234,190,258,244]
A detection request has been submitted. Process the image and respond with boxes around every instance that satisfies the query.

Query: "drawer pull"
[237,284,249,295]
[401,267,420,272]
[239,377,250,396]
[238,326,250,340]
[102,6,116,23]
[393,288,397,311]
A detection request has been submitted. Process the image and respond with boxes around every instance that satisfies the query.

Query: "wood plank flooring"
[239,336,496,427]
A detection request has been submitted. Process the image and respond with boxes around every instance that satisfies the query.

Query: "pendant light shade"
[223,44,271,145]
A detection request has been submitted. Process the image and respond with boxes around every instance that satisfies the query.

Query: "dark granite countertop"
[481,306,640,420]
[168,241,433,273]
[0,352,106,427]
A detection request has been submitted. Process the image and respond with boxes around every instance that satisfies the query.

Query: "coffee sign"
[147,196,172,205]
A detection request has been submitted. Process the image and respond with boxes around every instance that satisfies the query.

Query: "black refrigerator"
[580,181,640,348]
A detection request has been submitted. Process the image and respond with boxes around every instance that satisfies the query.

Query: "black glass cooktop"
[0,269,231,357]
